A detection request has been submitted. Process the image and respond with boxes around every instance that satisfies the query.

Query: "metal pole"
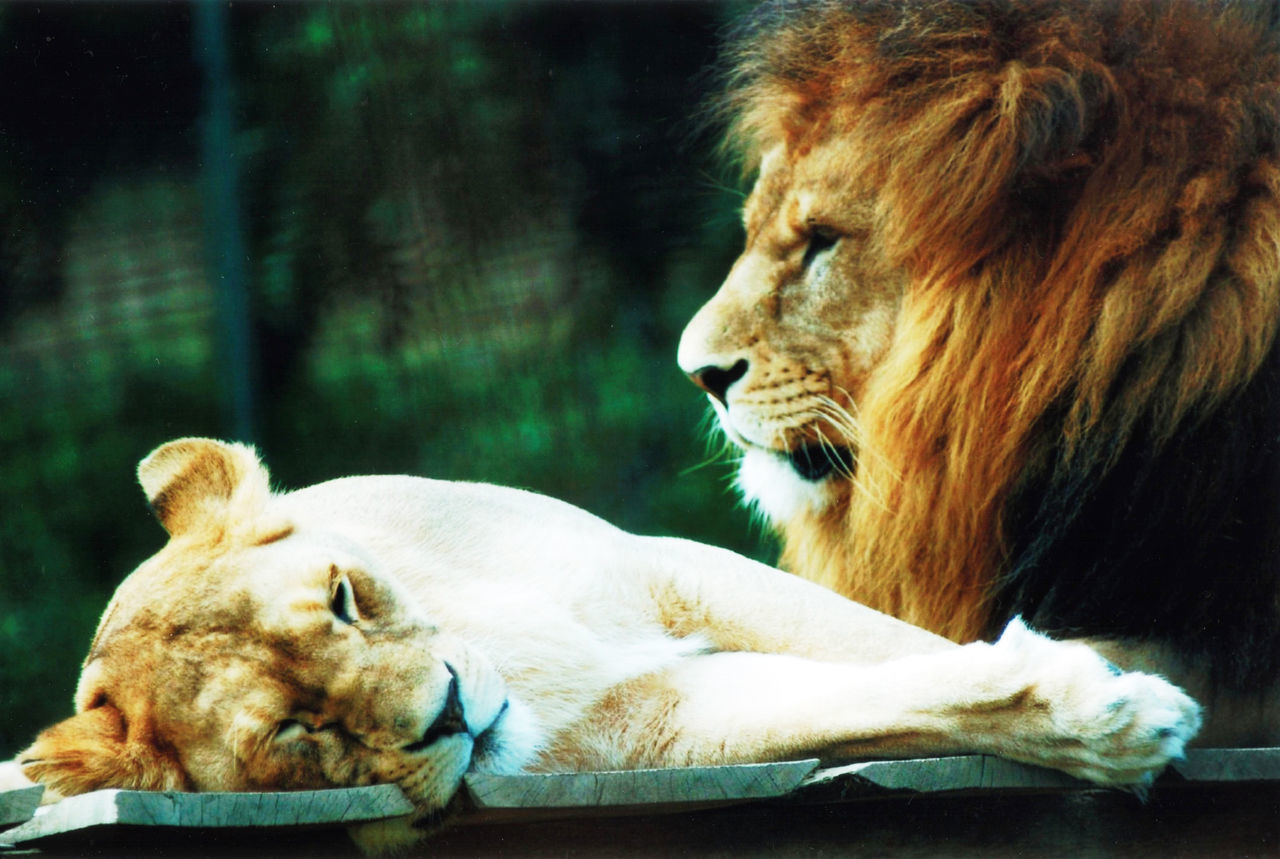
[194,0,256,444]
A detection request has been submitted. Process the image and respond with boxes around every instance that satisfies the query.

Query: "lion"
[677,0,1280,747]
[7,438,1198,851]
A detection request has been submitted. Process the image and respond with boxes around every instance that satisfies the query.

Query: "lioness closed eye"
[12,439,1198,851]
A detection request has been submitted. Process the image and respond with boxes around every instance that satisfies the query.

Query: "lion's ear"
[999,58,1119,184]
[137,438,272,538]
[18,706,189,801]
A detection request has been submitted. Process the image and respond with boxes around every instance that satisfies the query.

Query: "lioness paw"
[995,618,1202,787]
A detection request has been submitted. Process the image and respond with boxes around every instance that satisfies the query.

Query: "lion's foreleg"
[583,621,1200,786]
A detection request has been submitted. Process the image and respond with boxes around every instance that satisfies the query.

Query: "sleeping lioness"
[8,438,1199,851]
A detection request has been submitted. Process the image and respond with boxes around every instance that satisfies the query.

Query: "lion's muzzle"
[405,663,468,752]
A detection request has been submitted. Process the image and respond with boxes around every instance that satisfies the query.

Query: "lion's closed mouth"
[786,444,855,482]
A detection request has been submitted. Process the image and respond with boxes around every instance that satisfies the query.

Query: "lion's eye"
[802,225,840,269]
[331,575,359,625]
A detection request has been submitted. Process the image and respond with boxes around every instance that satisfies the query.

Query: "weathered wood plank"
[1173,747,1280,781]
[800,748,1280,799]
[0,785,42,829]
[801,755,1082,797]
[0,784,412,848]
[464,759,821,809]
[7,749,1280,853]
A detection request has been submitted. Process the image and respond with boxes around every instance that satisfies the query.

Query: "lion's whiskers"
[686,393,893,513]
[680,408,741,479]
[227,710,273,778]
[810,394,895,509]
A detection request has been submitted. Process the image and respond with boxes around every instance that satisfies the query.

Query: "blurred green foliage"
[0,3,767,756]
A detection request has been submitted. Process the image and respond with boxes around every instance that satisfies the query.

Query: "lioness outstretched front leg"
[555,619,1200,786]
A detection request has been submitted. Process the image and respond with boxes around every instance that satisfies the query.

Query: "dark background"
[0,2,771,758]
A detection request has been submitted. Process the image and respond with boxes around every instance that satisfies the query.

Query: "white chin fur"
[736,447,834,524]
[469,695,541,775]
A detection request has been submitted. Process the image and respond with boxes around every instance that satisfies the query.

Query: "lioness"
[10,438,1198,850]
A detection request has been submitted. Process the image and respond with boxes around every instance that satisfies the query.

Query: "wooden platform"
[3,750,1278,856]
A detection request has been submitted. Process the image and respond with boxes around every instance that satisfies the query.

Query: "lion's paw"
[995,618,1202,787]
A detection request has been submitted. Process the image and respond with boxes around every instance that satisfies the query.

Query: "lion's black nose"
[688,358,748,405]
[408,662,468,751]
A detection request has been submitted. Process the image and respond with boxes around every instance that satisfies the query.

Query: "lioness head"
[19,439,513,833]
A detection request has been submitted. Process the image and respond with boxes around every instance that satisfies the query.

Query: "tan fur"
[680,1,1280,647]
[14,438,1199,851]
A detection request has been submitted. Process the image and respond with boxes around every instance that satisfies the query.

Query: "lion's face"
[99,535,511,808]
[20,440,513,829]
[679,143,906,521]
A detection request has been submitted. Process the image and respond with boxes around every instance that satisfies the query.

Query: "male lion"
[10,438,1197,850]
[679,0,1280,745]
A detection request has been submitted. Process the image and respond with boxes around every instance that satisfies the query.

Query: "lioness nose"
[688,359,748,405]
[414,662,468,749]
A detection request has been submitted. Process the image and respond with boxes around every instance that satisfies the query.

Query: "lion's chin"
[347,791,469,856]
[736,447,842,524]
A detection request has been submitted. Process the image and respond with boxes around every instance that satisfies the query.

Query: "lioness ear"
[19,706,190,801]
[138,438,271,537]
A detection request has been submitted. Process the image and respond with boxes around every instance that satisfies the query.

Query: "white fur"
[0,760,36,793]
[992,619,1201,785]
[736,447,834,524]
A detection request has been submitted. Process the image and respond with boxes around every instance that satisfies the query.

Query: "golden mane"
[721,0,1280,641]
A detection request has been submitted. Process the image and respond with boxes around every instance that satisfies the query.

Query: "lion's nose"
[688,358,748,405]
[407,662,468,751]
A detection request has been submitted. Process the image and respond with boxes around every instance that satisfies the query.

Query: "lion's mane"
[719,0,1280,687]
